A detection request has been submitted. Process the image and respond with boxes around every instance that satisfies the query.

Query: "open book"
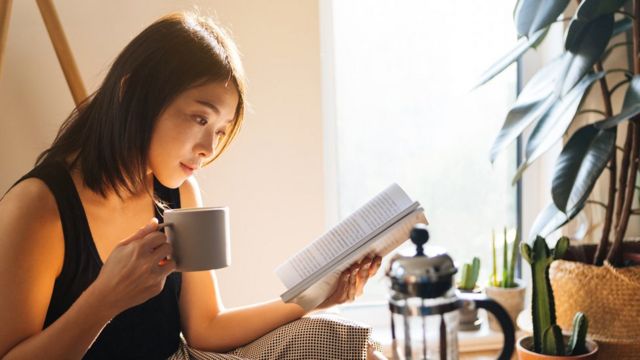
[275,183,427,311]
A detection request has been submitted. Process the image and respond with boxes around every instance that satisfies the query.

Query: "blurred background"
[0,0,560,308]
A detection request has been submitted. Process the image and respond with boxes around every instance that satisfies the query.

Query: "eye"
[193,115,208,126]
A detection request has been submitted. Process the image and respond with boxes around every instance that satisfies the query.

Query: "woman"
[0,12,382,359]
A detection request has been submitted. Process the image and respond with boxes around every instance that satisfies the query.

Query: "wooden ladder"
[0,0,87,106]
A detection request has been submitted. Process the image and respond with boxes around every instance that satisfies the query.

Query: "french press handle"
[459,292,515,360]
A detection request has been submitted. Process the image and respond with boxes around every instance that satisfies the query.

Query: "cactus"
[490,227,520,288]
[567,312,589,356]
[459,257,480,290]
[521,236,589,356]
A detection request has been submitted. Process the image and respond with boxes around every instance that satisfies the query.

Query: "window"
[322,0,519,303]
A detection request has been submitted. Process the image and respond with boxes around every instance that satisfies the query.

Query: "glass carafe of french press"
[387,224,515,360]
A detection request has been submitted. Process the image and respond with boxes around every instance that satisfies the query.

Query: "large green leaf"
[489,56,564,163]
[574,0,628,20]
[528,202,578,241]
[598,75,640,129]
[514,0,570,38]
[561,14,614,95]
[473,29,547,89]
[612,18,633,37]
[516,72,604,183]
[552,124,616,215]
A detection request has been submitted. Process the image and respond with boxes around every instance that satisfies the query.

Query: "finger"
[152,242,173,262]
[347,267,357,301]
[121,218,159,245]
[140,232,169,252]
[365,256,377,277]
[369,256,382,277]
[335,271,351,303]
[158,259,177,275]
[359,256,372,266]
[359,259,372,279]
[356,263,370,296]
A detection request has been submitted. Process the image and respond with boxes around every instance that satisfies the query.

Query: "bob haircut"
[37,12,246,198]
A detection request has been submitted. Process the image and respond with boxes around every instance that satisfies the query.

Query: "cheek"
[151,119,192,158]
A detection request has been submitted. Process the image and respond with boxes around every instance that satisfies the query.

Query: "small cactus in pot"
[518,236,595,358]
[458,256,480,291]
[457,256,482,331]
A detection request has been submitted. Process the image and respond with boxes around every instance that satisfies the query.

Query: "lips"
[181,163,197,171]
[180,163,196,175]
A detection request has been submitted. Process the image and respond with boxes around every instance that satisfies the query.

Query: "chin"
[154,174,186,189]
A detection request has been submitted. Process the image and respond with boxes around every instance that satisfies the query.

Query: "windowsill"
[329,302,527,357]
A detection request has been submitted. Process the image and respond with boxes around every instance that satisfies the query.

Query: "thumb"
[120,217,159,245]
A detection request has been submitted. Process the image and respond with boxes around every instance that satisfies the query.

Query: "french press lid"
[387,224,457,299]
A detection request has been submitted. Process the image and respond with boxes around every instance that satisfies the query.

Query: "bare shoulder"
[0,177,64,272]
[0,178,64,354]
[179,176,203,209]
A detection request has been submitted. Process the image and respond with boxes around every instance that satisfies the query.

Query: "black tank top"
[12,160,182,359]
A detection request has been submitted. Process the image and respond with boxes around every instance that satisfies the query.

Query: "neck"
[64,156,154,210]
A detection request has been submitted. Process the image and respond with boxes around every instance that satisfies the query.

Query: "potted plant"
[457,256,482,330]
[485,228,525,331]
[476,0,640,357]
[518,236,598,359]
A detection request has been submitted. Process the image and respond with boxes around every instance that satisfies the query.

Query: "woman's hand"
[90,218,177,317]
[316,255,382,310]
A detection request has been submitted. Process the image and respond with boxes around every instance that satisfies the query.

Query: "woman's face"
[149,80,239,188]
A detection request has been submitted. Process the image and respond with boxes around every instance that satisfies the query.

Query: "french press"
[387,224,514,360]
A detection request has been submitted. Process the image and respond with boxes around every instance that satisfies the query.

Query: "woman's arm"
[181,271,306,352]
[0,179,114,359]
[0,179,177,359]
[178,177,380,352]
[2,287,115,360]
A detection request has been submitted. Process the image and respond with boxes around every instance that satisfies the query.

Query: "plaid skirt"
[167,314,381,360]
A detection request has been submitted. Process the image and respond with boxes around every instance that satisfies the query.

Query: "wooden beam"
[36,0,86,106]
[0,0,13,79]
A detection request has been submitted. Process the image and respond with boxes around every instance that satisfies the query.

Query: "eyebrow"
[195,99,220,115]
[194,99,236,125]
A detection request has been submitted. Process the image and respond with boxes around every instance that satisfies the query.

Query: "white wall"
[0,0,324,307]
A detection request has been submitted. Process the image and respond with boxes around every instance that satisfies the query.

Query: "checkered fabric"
[168,314,381,360]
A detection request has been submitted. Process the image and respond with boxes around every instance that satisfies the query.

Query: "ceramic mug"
[159,207,230,272]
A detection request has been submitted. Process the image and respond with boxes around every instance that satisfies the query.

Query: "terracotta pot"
[485,280,525,331]
[516,336,598,360]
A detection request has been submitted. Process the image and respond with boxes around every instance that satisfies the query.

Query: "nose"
[194,128,217,160]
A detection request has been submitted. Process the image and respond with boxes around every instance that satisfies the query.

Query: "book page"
[287,209,427,311]
[275,183,413,289]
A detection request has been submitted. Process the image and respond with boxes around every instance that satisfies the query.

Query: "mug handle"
[157,222,173,230]
[458,292,515,360]
[156,222,174,261]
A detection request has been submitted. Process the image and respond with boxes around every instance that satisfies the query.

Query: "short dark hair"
[37,12,246,198]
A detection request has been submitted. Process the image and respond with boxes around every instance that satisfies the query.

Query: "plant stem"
[608,121,640,265]
[616,10,636,19]
[606,0,640,265]
[502,227,508,287]
[576,109,607,117]
[610,79,631,95]
[594,60,616,266]
[605,68,635,76]
[603,43,634,63]
[617,125,633,226]
[585,200,607,208]
[491,229,497,287]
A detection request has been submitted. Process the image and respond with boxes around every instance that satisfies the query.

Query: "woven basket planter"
[550,259,640,359]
